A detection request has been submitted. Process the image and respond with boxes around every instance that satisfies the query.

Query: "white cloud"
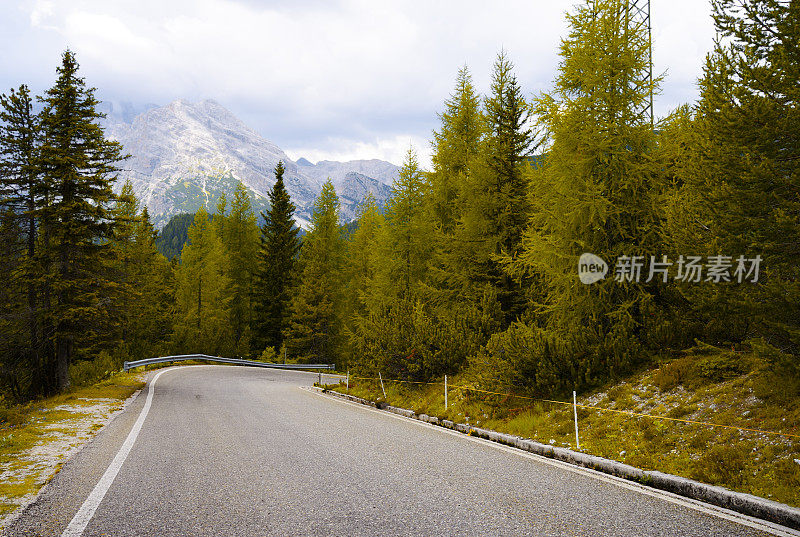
[285,134,432,169]
[64,12,157,59]
[7,0,717,163]
[29,0,55,28]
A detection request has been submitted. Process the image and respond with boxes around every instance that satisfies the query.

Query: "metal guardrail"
[123,354,336,372]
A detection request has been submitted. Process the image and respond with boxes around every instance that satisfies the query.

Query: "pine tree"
[0,85,38,262]
[284,180,344,365]
[481,50,535,257]
[254,161,301,354]
[667,0,800,355]
[429,67,482,234]
[213,192,228,238]
[0,84,42,395]
[108,181,139,347]
[490,0,667,393]
[379,148,432,299]
[451,51,536,326]
[128,207,173,358]
[172,206,233,355]
[217,183,259,355]
[348,149,477,380]
[0,202,28,398]
[344,192,384,317]
[37,50,127,391]
[156,213,196,261]
[109,183,173,360]
[424,66,484,310]
[341,193,383,371]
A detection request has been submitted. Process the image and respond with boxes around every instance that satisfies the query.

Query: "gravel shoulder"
[0,372,146,531]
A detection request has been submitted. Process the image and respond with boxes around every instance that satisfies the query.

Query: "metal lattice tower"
[626,0,654,127]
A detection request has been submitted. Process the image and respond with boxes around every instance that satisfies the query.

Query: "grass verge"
[330,352,800,508]
[0,371,146,526]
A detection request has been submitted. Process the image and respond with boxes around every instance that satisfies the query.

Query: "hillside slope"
[335,346,800,507]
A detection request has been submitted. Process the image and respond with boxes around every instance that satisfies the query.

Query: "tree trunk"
[56,335,71,391]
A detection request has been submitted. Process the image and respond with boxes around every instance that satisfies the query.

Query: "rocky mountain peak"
[103,99,399,229]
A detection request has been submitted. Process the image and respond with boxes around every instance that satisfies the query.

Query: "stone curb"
[311,386,800,531]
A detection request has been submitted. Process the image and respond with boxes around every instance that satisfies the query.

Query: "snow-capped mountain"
[103,99,399,229]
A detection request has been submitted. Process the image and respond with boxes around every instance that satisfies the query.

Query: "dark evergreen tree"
[0,85,38,261]
[253,161,301,354]
[0,203,28,399]
[156,213,196,261]
[667,0,800,357]
[450,51,536,327]
[482,50,535,257]
[0,84,42,396]
[37,50,126,390]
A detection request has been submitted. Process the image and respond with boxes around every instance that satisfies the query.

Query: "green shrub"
[746,338,800,402]
[685,340,724,356]
[0,407,25,426]
[751,338,799,377]
[667,403,696,419]
[653,356,697,391]
[258,347,277,363]
[697,352,746,382]
[691,443,749,487]
[69,351,116,387]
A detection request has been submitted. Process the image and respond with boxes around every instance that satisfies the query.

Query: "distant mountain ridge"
[102,99,399,228]
[296,158,397,221]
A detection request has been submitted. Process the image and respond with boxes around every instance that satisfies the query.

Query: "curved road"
[4,365,795,536]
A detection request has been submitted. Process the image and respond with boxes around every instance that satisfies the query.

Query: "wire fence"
[341,373,800,441]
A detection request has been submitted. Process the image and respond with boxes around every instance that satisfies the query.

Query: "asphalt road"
[3,365,795,537]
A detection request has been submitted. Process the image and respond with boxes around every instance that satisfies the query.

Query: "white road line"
[306,387,800,537]
[60,367,174,537]
[59,366,338,536]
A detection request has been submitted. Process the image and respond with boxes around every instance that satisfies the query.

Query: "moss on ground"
[0,371,145,505]
[0,476,38,503]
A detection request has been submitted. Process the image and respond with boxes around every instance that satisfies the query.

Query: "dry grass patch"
[331,349,800,507]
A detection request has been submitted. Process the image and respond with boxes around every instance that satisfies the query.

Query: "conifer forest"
[1,0,798,405]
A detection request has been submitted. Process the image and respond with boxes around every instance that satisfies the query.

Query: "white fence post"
[346,369,349,391]
[379,372,387,399]
[573,390,580,450]
[444,375,448,409]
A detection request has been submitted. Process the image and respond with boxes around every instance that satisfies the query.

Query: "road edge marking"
[304,386,800,537]
[60,367,173,537]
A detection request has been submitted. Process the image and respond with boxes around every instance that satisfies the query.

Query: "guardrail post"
[346,370,349,391]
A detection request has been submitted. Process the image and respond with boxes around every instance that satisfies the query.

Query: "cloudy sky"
[1,0,715,167]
